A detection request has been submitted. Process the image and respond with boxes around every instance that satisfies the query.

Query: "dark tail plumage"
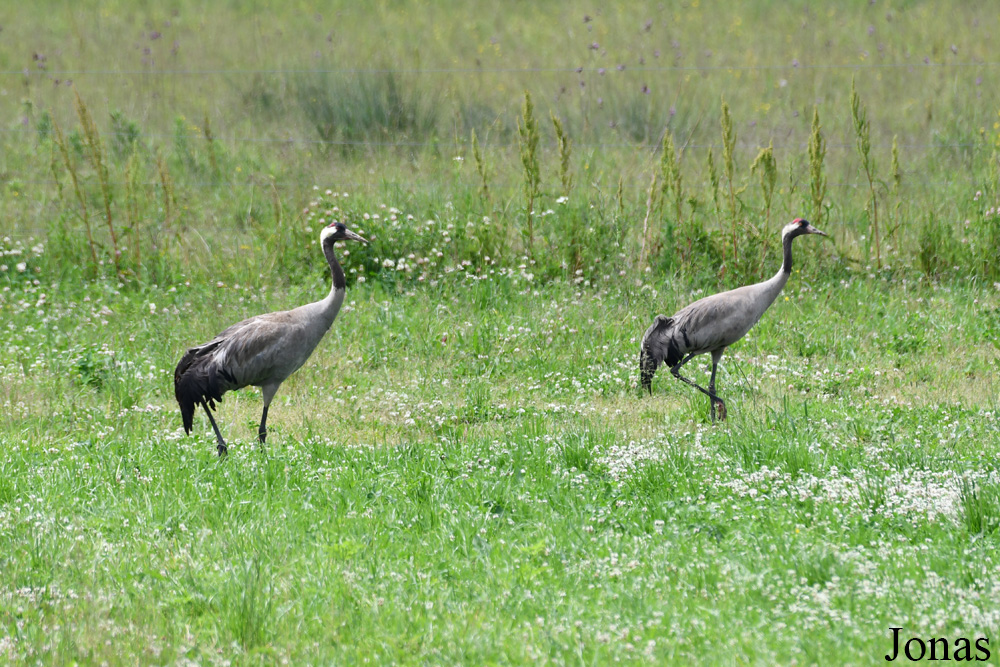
[174,340,230,434]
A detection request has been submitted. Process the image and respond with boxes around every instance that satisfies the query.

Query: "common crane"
[174,221,367,455]
[639,217,827,421]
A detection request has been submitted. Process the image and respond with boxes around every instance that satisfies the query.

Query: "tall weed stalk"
[889,135,902,245]
[51,117,99,272]
[808,106,827,226]
[660,129,683,225]
[551,112,573,199]
[639,170,658,270]
[707,147,721,220]
[517,91,541,256]
[74,90,120,276]
[720,99,738,274]
[471,129,490,201]
[751,141,777,229]
[851,77,880,268]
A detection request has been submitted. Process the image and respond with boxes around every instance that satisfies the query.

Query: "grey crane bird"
[174,221,366,456]
[639,217,827,421]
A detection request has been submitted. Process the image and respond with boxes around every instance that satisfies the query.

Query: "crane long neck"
[318,237,347,323]
[323,237,347,291]
[755,231,795,310]
[780,231,795,275]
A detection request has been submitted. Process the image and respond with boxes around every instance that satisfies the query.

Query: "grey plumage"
[639,218,827,421]
[175,221,366,455]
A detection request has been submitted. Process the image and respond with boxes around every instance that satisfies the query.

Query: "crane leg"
[257,405,269,451]
[708,351,727,422]
[258,384,280,455]
[201,400,228,457]
[670,353,726,423]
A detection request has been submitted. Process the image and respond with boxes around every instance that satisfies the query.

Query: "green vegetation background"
[1,2,1000,664]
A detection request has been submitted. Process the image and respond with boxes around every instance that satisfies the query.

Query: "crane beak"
[344,229,368,244]
[806,224,828,237]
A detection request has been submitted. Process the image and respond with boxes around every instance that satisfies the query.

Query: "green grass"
[2,270,1000,664]
[2,1,1000,664]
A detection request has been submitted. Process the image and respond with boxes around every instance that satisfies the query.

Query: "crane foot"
[714,399,727,421]
[217,443,228,457]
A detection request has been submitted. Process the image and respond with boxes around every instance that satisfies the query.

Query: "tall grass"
[959,478,1000,537]
[16,76,1000,291]
[294,70,438,152]
[2,1,998,288]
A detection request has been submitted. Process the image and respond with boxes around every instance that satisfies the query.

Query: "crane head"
[638,315,672,395]
[784,218,828,239]
[639,349,658,394]
[321,221,368,244]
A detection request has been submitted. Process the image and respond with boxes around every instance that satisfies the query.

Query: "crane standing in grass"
[639,218,828,422]
[174,221,367,456]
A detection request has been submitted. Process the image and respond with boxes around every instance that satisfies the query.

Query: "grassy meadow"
[2,1,1000,664]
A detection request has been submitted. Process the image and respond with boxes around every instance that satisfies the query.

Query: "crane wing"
[205,312,308,389]
[174,312,297,432]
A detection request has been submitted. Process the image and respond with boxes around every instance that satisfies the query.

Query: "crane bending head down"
[638,218,827,420]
